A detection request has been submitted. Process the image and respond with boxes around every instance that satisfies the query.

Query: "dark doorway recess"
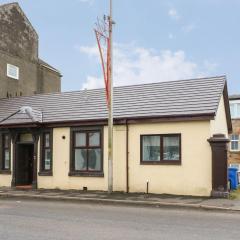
[15,144,34,186]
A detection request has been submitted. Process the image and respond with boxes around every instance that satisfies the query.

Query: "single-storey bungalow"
[0,76,232,197]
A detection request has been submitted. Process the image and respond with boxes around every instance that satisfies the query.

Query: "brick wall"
[228,119,240,165]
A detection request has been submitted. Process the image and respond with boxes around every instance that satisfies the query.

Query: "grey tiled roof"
[0,107,42,125]
[0,76,226,125]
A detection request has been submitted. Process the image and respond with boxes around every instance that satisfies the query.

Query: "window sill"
[68,172,104,177]
[38,171,53,176]
[230,151,240,153]
[0,170,11,175]
[140,161,181,165]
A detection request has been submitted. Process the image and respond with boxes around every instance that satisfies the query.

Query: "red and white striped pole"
[108,0,113,193]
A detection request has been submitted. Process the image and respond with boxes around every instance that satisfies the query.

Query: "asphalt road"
[0,199,239,240]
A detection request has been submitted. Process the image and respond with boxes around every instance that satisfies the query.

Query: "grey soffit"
[229,95,240,100]
[0,76,226,125]
[39,59,61,74]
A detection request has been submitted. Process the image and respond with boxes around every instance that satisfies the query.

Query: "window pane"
[142,136,160,161]
[4,150,10,169]
[237,104,240,117]
[89,132,100,146]
[44,133,50,148]
[75,149,87,170]
[231,135,239,141]
[7,64,19,79]
[231,141,239,151]
[75,133,86,147]
[4,134,9,148]
[44,149,51,170]
[163,136,180,160]
[230,104,235,118]
[88,149,101,171]
[19,133,33,142]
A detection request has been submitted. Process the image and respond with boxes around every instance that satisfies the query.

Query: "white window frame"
[230,100,240,119]
[229,163,240,170]
[230,134,240,152]
[7,64,19,80]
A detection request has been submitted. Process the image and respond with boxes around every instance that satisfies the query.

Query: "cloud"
[168,8,180,20]
[76,43,218,89]
[168,33,175,39]
[75,45,99,57]
[203,60,218,72]
[82,76,103,89]
[182,23,196,33]
[77,0,94,5]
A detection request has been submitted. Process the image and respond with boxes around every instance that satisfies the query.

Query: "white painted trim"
[230,101,240,119]
[7,64,19,80]
[230,134,240,151]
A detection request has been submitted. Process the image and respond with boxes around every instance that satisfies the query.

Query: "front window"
[163,136,180,161]
[72,130,102,172]
[2,133,10,171]
[141,134,181,164]
[142,135,161,161]
[230,134,240,151]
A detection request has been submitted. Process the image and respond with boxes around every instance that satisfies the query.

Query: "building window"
[230,102,240,119]
[39,130,53,175]
[230,134,240,152]
[0,133,11,172]
[141,134,181,164]
[70,128,103,176]
[229,163,240,170]
[7,64,19,80]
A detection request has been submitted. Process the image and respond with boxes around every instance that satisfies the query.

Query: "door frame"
[11,129,40,189]
[15,142,34,186]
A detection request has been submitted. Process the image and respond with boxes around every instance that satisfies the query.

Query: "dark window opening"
[70,128,103,176]
[1,133,11,171]
[141,134,181,165]
[39,130,53,175]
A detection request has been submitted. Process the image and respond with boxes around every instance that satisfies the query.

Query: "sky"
[1,0,239,94]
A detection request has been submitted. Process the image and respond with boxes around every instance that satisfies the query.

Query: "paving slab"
[0,187,240,212]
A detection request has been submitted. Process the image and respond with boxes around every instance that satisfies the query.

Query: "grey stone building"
[0,2,61,98]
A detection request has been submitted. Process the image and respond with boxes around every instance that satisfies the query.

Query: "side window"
[40,130,53,175]
[230,103,240,119]
[0,133,11,172]
[230,135,240,151]
[7,64,19,80]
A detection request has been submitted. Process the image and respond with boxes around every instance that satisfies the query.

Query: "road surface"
[0,199,239,240]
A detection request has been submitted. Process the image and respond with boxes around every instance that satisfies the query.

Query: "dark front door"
[16,144,34,186]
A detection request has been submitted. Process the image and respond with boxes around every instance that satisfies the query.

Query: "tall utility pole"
[94,0,114,193]
[108,0,113,193]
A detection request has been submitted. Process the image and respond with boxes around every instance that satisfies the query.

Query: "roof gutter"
[0,113,215,129]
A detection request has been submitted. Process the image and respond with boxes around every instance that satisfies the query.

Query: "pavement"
[0,199,240,240]
[1,187,240,212]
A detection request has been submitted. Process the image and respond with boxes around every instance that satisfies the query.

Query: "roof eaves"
[39,59,61,75]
